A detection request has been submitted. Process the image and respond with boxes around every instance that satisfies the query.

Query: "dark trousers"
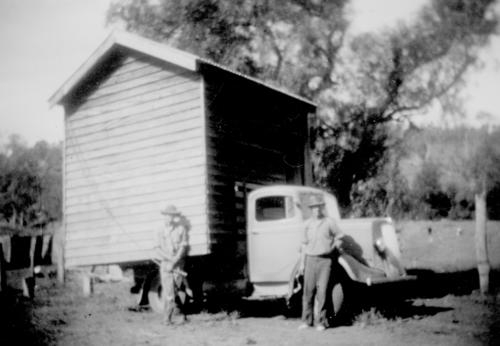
[301,255,332,326]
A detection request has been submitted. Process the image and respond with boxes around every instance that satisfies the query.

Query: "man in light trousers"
[298,195,344,332]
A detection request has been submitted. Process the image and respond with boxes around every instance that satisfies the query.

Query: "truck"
[141,184,413,321]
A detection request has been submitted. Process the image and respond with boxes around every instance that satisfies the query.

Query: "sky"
[0,0,111,145]
[0,0,499,145]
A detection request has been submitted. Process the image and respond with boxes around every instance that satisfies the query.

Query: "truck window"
[255,196,294,221]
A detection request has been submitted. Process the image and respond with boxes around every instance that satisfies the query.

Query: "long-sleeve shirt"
[302,217,344,256]
[157,223,188,268]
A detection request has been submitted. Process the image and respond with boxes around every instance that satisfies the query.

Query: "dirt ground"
[1,268,499,346]
[1,222,500,346]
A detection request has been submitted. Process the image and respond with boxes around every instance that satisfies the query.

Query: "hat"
[308,195,325,208]
[160,204,180,215]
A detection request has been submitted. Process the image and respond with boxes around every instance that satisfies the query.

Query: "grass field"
[397,220,500,272]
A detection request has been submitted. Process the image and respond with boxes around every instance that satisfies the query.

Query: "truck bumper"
[246,282,289,300]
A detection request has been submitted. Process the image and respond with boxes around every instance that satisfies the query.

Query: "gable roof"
[49,30,316,108]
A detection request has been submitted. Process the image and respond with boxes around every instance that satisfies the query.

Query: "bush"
[411,162,451,219]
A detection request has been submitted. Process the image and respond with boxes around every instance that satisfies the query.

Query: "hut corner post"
[56,236,65,284]
[57,254,65,284]
[81,270,94,297]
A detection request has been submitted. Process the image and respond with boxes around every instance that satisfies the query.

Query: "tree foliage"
[107,0,499,210]
[0,135,62,228]
[315,0,498,208]
[107,0,349,83]
[375,125,500,220]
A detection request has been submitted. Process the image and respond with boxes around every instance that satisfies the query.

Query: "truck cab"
[246,185,412,309]
[247,185,340,298]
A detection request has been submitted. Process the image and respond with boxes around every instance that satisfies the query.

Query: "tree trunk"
[474,187,490,294]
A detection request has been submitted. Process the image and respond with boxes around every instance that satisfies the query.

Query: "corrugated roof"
[49,30,316,108]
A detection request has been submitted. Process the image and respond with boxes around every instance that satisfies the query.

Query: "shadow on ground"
[347,268,500,321]
[0,289,55,346]
[204,269,500,323]
[1,268,498,346]
[405,268,488,298]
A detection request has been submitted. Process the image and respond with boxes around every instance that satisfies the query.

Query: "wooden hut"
[49,31,316,272]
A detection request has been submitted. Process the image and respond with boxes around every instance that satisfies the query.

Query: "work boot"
[316,325,326,332]
[298,323,311,330]
[163,320,174,326]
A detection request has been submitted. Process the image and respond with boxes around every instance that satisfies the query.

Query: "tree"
[0,135,40,226]
[467,126,500,294]
[31,141,63,223]
[412,161,451,219]
[0,135,62,229]
[315,0,498,207]
[406,125,500,293]
[107,0,350,85]
[107,0,499,209]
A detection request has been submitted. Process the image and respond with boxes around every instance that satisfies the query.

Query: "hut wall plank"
[66,130,203,173]
[81,73,196,109]
[66,216,208,241]
[66,101,200,144]
[65,241,209,267]
[66,231,209,251]
[66,183,206,215]
[66,168,205,203]
[68,88,199,134]
[66,134,203,175]
[72,82,200,125]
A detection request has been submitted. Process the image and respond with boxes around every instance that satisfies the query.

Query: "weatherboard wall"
[63,51,208,268]
[201,65,313,279]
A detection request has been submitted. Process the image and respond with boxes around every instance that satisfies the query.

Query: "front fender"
[338,253,416,285]
[337,253,386,285]
[287,253,387,295]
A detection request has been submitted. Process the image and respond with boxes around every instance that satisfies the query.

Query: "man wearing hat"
[156,204,189,325]
[298,195,344,331]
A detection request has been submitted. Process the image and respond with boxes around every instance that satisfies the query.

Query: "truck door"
[247,194,303,283]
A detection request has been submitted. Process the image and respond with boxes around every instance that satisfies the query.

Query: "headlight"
[374,238,386,253]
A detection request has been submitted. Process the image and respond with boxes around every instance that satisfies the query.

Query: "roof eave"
[48,32,116,107]
[48,30,316,110]
[48,30,199,107]
[196,59,317,109]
